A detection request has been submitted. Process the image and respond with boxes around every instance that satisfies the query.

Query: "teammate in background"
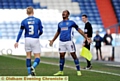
[93,31,103,60]
[82,14,93,70]
[49,10,89,76]
[14,6,43,76]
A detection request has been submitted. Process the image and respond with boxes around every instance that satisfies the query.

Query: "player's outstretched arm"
[77,28,87,39]
[49,31,60,46]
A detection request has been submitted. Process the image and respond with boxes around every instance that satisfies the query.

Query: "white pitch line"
[41,61,120,76]
[87,69,120,76]
[2,55,120,77]
[106,64,120,67]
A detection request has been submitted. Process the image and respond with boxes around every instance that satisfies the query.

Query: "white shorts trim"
[59,41,76,53]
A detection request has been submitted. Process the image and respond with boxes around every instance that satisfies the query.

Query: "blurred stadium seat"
[112,0,120,22]
[0,0,43,9]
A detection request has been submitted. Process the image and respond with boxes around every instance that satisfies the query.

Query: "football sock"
[59,58,65,71]
[26,59,31,74]
[74,59,80,71]
[32,58,40,68]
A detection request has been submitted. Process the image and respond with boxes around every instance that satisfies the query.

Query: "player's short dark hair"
[82,14,88,18]
[66,10,70,15]
[63,10,70,16]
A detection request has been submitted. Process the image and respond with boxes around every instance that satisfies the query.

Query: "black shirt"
[103,34,113,45]
[84,22,93,38]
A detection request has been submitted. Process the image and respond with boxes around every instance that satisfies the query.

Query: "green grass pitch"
[0,55,120,81]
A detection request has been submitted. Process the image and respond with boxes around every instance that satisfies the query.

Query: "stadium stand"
[112,0,120,22]
[0,0,45,9]
[96,0,118,33]
[0,0,118,41]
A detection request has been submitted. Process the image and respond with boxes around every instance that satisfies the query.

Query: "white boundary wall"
[0,39,59,57]
[114,46,120,62]
[91,46,113,60]
[0,40,120,62]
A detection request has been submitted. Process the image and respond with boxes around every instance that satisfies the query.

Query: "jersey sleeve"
[57,23,61,32]
[38,19,43,35]
[72,21,79,30]
[20,20,25,30]
[16,20,24,42]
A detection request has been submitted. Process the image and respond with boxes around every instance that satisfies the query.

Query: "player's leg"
[59,52,66,71]
[25,38,32,76]
[26,52,31,75]
[31,39,41,76]
[84,40,92,69]
[26,52,32,76]
[54,43,66,76]
[54,52,66,76]
[96,47,99,60]
[32,54,40,69]
[67,41,81,76]
[99,47,102,60]
[31,53,40,76]
[70,52,81,76]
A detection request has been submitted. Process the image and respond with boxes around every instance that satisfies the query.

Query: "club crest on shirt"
[66,22,69,25]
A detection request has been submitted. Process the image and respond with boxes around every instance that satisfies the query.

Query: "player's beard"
[63,17,66,19]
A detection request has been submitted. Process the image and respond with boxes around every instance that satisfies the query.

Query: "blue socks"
[26,58,40,75]
[26,59,31,74]
[32,58,40,68]
[59,58,65,71]
[59,58,80,71]
[74,59,80,71]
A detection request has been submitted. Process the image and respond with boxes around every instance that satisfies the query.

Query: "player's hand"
[87,38,92,44]
[49,40,53,46]
[14,42,18,48]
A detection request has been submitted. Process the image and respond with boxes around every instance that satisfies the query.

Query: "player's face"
[82,16,87,23]
[62,11,68,19]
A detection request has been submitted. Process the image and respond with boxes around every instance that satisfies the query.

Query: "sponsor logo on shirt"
[61,27,68,31]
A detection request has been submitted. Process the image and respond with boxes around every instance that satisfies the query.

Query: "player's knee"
[73,55,78,60]
[60,53,65,59]
[60,55,65,59]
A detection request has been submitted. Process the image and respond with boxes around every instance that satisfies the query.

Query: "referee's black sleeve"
[84,22,93,37]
